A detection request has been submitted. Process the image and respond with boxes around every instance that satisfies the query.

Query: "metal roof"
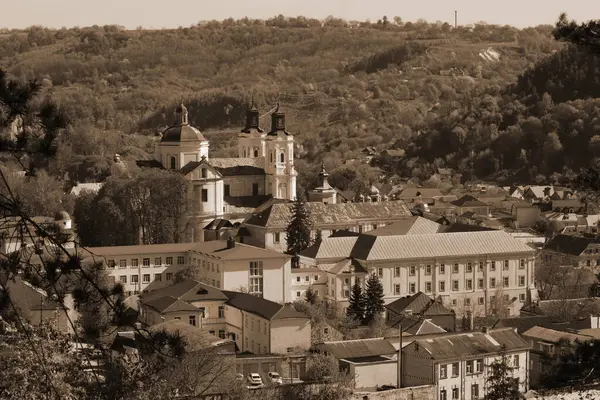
[316,338,397,359]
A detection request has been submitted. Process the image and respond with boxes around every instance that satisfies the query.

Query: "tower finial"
[275,101,280,113]
[250,94,255,109]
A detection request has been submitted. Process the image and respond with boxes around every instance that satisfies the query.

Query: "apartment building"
[541,233,600,270]
[402,328,530,400]
[81,238,292,303]
[299,230,536,317]
[139,279,311,355]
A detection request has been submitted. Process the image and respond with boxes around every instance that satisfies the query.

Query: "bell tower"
[238,98,266,158]
[265,103,297,200]
[308,163,337,204]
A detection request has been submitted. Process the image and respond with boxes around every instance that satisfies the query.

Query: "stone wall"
[351,385,435,400]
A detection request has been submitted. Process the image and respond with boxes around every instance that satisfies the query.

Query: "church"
[152,101,298,241]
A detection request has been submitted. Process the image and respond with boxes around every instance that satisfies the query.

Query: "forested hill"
[0,17,573,186]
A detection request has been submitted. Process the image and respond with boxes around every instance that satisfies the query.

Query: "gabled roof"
[440,223,497,233]
[522,326,593,344]
[408,328,529,361]
[316,338,396,359]
[543,234,598,256]
[387,315,447,335]
[203,218,235,231]
[0,274,64,313]
[141,279,228,304]
[244,201,412,229]
[491,316,565,334]
[222,291,308,321]
[148,320,233,351]
[451,194,489,208]
[397,188,444,198]
[300,236,360,260]
[385,292,453,317]
[365,216,440,236]
[143,296,199,313]
[327,258,368,275]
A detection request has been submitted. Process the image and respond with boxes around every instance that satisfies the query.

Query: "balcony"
[203,317,226,325]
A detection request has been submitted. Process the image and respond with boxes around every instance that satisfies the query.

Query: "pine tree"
[346,279,366,323]
[364,273,385,325]
[285,193,312,255]
[486,348,522,400]
[305,286,318,305]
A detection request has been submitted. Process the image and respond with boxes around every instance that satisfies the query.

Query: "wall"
[351,360,398,389]
[270,318,311,354]
[242,311,270,354]
[222,175,265,198]
[350,385,435,400]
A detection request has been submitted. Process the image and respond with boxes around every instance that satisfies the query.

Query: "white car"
[247,373,263,385]
[267,372,283,385]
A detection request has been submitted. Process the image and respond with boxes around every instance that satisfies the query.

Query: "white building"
[402,328,530,400]
[298,230,536,317]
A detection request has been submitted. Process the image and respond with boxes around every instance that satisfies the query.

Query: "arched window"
[280,152,285,163]
[170,156,176,170]
[253,148,259,157]
[201,168,207,178]
[270,152,273,163]
[243,148,247,157]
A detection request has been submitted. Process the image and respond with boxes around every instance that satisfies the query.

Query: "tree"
[485,348,522,400]
[305,286,318,305]
[285,193,312,255]
[364,273,385,325]
[346,279,365,323]
[554,13,600,53]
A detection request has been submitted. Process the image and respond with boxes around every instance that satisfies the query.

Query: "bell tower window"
[254,148,259,157]
[201,168,207,178]
[243,148,247,157]
[170,156,176,170]
[280,152,285,163]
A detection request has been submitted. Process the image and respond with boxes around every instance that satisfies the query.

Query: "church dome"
[161,124,206,143]
[54,210,71,221]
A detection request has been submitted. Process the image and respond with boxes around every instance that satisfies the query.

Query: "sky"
[2,1,600,30]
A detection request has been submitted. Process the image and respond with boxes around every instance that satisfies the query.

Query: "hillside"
[0,18,565,186]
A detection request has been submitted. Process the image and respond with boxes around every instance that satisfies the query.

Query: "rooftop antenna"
[454,10,457,29]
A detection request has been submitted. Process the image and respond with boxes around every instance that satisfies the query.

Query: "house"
[385,292,456,332]
[386,314,448,338]
[520,298,600,321]
[522,325,594,388]
[81,239,293,302]
[69,182,103,197]
[364,217,441,236]
[316,338,399,389]
[0,213,75,254]
[523,185,554,202]
[395,188,450,205]
[202,218,236,241]
[241,200,412,252]
[299,230,536,317]
[451,195,490,216]
[504,186,525,200]
[139,280,311,355]
[541,234,600,271]
[290,266,328,302]
[402,328,530,399]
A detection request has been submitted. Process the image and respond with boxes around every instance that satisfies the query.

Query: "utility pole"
[397,323,403,388]
[455,11,458,29]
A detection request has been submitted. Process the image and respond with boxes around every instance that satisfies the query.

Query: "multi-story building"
[299,230,536,317]
[80,239,292,303]
[541,233,600,271]
[139,279,311,355]
[402,328,530,400]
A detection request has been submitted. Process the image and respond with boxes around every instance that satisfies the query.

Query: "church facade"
[154,101,297,241]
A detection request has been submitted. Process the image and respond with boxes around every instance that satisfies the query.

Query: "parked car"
[247,373,263,385]
[235,373,244,381]
[247,382,263,390]
[267,372,283,385]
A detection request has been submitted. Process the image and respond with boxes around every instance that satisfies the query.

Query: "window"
[305,276,310,282]
[189,315,196,326]
[476,359,483,373]
[377,268,383,277]
[314,275,319,281]
[249,261,264,297]
[478,297,484,305]
[490,278,496,288]
[519,293,526,302]
[490,261,496,271]
[274,232,280,243]
[504,260,509,270]
[440,264,446,274]
[131,259,138,268]
[513,354,520,368]
[425,281,432,293]
[154,257,162,266]
[154,273,162,281]
[143,258,150,267]
[519,276,525,286]
[409,266,416,276]
[490,295,496,303]
[466,360,473,374]
[478,278,484,289]
[177,256,185,265]
[216,280,220,288]
[452,299,457,306]
[224,184,230,197]
[166,272,173,281]
[453,263,459,273]
[466,262,472,273]
[471,384,479,399]
[440,389,447,400]
[465,298,471,306]
[252,183,259,196]
[218,330,225,339]
[425,265,432,275]
[439,281,446,292]
[201,168,207,178]
[394,284,401,294]
[394,266,400,277]
[143,274,150,283]
[440,365,447,379]
[107,260,116,268]
[118,259,126,269]
[166,257,173,265]
[452,388,459,400]
[296,276,301,283]
[170,156,176,170]
[503,276,509,287]
[201,189,208,202]
[409,283,416,293]
[119,275,127,283]
[131,275,139,283]
[280,152,285,163]
[343,290,350,298]
[519,259,525,269]
[466,279,473,290]
[478,261,484,272]
[452,280,459,291]
[451,363,459,377]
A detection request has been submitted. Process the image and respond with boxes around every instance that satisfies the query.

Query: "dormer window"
[201,168,207,178]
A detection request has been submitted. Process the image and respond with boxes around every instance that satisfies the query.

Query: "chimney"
[226,237,235,249]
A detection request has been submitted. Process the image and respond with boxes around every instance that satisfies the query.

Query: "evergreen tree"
[285,193,312,255]
[364,273,385,325]
[485,348,522,400]
[305,286,318,305]
[346,279,366,323]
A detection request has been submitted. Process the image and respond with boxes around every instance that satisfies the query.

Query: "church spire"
[269,101,289,136]
[242,97,262,133]
[317,163,332,190]
[175,100,189,126]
